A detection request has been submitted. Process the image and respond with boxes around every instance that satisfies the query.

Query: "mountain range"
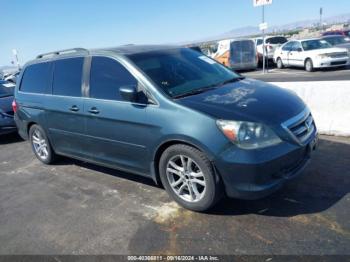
[190,13,350,44]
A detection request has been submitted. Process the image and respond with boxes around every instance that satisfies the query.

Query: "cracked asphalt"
[0,134,349,255]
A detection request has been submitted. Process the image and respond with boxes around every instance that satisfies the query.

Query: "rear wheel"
[276,58,284,69]
[159,144,223,212]
[29,124,56,164]
[305,59,314,72]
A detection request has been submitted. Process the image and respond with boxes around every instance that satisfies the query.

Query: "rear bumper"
[214,134,318,200]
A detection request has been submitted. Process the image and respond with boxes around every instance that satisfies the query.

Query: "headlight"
[216,120,282,149]
[317,54,329,59]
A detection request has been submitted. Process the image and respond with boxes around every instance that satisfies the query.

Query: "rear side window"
[20,62,51,93]
[89,57,137,101]
[266,37,288,45]
[53,57,84,97]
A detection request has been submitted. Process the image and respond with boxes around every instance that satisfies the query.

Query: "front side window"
[53,57,84,97]
[89,57,138,101]
[128,48,240,98]
[20,62,51,94]
[292,42,302,51]
[302,40,332,51]
[282,42,294,51]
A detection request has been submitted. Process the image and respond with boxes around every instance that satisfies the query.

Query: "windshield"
[302,39,332,51]
[266,37,287,45]
[324,36,350,45]
[128,48,241,98]
[0,82,15,98]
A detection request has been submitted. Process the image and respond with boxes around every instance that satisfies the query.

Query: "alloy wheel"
[166,155,206,203]
[32,129,49,160]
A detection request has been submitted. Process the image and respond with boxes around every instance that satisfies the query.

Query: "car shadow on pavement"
[0,132,22,145]
[54,157,159,188]
[210,137,350,217]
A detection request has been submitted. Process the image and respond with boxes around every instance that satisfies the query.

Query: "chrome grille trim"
[282,108,316,145]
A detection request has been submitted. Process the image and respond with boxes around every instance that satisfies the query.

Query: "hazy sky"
[1,0,349,65]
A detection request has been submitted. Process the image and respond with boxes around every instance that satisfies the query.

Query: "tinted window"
[53,57,83,97]
[266,37,288,44]
[20,62,51,93]
[89,57,137,101]
[256,39,263,45]
[128,48,240,98]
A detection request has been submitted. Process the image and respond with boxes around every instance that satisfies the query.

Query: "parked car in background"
[322,35,350,52]
[210,39,258,70]
[274,38,350,71]
[322,30,350,37]
[0,80,16,135]
[256,36,288,63]
[4,71,20,84]
[14,46,318,211]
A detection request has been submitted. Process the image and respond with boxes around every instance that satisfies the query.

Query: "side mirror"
[297,48,302,52]
[120,85,137,102]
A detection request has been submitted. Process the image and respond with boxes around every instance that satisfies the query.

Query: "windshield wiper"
[173,76,245,99]
[217,76,245,87]
[173,86,217,99]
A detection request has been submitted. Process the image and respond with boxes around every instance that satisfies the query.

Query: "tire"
[276,58,284,69]
[29,124,56,164]
[305,59,314,72]
[159,144,223,212]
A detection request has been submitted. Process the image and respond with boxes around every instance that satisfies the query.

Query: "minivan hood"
[177,78,305,125]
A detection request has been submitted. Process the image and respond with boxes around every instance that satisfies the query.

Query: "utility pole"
[320,7,323,32]
[12,49,20,70]
[262,5,266,74]
[253,0,272,74]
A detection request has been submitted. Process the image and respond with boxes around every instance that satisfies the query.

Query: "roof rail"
[36,48,89,59]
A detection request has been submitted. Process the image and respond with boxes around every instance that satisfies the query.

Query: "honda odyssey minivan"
[14,46,318,211]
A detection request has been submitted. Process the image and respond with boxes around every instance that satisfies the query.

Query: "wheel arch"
[151,138,215,186]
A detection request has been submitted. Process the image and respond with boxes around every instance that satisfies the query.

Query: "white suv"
[274,38,350,72]
[256,36,288,62]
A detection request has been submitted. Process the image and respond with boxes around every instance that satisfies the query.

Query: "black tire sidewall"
[159,145,220,212]
[305,59,314,72]
[277,58,283,69]
[29,125,54,164]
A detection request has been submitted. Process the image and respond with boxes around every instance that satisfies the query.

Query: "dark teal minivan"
[14,46,318,211]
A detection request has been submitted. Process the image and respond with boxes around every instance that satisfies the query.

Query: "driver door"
[84,56,152,174]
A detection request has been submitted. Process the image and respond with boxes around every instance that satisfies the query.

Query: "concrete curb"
[270,81,350,136]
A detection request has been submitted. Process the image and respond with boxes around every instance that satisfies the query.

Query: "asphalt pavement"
[241,65,350,82]
[0,133,349,255]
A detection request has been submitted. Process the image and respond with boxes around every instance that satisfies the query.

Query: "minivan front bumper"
[214,134,318,200]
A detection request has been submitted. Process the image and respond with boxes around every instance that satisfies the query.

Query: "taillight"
[12,100,17,113]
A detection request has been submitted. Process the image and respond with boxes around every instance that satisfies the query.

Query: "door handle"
[88,107,100,114]
[69,105,79,112]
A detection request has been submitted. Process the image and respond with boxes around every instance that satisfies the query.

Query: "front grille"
[282,109,316,145]
[328,52,348,58]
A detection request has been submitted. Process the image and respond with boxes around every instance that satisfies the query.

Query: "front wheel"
[276,58,284,69]
[159,144,223,212]
[305,59,314,72]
